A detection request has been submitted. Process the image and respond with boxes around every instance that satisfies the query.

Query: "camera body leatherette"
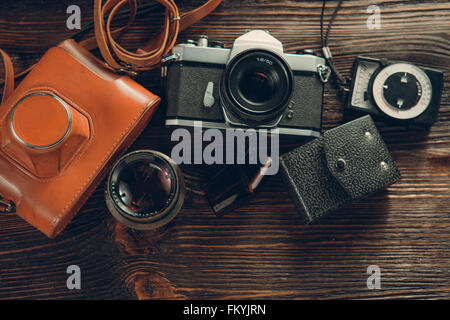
[0,39,161,237]
[279,115,401,223]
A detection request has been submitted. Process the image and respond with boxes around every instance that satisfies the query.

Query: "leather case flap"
[323,115,401,199]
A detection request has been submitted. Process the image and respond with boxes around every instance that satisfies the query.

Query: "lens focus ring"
[220,49,294,125]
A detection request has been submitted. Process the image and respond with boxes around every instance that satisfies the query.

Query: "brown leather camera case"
[0,39,160,237]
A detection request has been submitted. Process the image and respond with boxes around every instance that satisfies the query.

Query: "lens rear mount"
[220,49,294,125]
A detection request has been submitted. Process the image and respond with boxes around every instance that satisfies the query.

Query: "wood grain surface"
[0,0,449,299]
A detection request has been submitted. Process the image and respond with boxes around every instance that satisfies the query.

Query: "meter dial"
[371,63,432,120]
[350,59,380,110]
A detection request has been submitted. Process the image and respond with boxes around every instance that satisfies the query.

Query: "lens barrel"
[221,49,294,125]
[105,150,185,230]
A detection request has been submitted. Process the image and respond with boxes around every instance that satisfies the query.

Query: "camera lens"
[240,70,274,103]
[105,150,185,230]
[221,50,293,124]
[116,160,172,214]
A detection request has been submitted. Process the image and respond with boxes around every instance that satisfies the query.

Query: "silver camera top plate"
[172,30,326,74]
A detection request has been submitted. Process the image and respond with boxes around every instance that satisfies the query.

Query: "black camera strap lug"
[320,0,350,93]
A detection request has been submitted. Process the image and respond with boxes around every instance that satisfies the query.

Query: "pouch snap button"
[336,158,347,171]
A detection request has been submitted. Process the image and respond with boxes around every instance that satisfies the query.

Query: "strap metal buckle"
[0,196,15,214]
[317,64,331,83]
[161,52,181,64]
[117,63,139,79]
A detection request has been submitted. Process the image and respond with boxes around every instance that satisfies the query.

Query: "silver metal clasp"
[0,196,15,214]
[317,64,331,83]
[161,52,181,64]
[118,69,138,78]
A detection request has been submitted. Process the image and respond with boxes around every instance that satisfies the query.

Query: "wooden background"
[0,0,449,299]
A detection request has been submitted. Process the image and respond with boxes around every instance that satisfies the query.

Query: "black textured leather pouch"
[279,115,401,223]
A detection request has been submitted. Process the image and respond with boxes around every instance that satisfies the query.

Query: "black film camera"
[164,30,330,138]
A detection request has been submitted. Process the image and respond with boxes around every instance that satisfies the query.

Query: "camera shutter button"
[198,35,208,47]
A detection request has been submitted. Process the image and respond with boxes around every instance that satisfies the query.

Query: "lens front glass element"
[239,70,275,104]
[117,160,173,216]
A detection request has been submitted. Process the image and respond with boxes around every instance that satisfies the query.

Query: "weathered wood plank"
[0,0,449,299]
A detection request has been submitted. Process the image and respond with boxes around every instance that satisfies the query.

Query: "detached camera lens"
[221,50,293,124]
[116,160,172,214]
[105,150,185,230]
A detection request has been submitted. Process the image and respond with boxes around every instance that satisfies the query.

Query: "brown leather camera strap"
[81,0,222,71]
[0,49,14,103]
[0,0,222,103]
